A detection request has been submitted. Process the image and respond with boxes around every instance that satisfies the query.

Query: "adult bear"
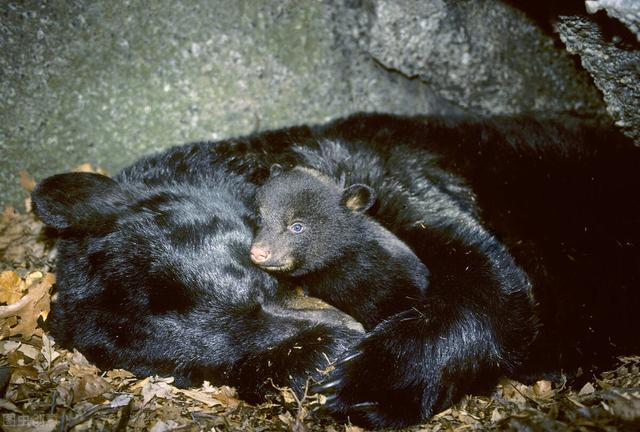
[32,113,640,429]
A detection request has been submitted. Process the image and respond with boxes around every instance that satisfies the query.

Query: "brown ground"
[1,170,639,431]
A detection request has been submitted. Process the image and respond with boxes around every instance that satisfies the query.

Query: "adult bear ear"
[341,184,376,213]
[31,172,128,231]
[269,163,284,178]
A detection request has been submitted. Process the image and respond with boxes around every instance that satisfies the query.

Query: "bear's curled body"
[252,166,430,330]
[32,113,640,429]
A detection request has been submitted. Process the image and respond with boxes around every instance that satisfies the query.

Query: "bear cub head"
[251,165,375,277]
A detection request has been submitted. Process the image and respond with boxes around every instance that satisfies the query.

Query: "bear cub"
[250,165,429,329]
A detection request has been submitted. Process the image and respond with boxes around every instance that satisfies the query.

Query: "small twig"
[63,405,103,430]
[114,398,133,432]
[509,382,543,408]
[49,391,57,414]
[62,403,127,431]
[57,409,65,432]
[268,378,313,421]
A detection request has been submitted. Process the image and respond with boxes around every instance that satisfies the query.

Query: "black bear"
[251,165,429,329]
[32,113,640,429]
[31,166,363,402]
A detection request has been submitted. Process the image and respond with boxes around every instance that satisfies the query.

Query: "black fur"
[252,166,429,329]
[32,113,640,429]
[32,169,361,402]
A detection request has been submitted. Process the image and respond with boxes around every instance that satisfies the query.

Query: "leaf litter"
[1,168,639,431]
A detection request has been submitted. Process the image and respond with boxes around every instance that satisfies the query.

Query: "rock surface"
[557,12,640,145]
[585,0,640,41]
[2,0,637,206]
[361,0,604,116]
[0,0,450,206]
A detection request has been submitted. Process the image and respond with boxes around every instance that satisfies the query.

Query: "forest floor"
[1,169,639,432]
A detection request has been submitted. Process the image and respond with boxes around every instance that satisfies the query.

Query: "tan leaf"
[109,394,133,408]
[40,333,61,368]
[0,272,53,339]
[174,388,225,407]
[56,380,75,405]
[106,369,136,380]
[19,170,37,192]
[68,362,100,378]
[17,343,40,359]
[280,387,297,404]
[0,340,21,354]
[149,419,182,432]
[278,411,294,426]
[0,271,26,305]
[490,407,505,423]
[141,376,175,405]
[73,163,95,173]
[73,374,111,402]
[579,382,595,396]
[70,348,91,365]
[73,163,108,176]
[533,380,553,398]
[0,398,22,413]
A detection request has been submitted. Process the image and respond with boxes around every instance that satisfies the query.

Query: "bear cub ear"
[269,163,284,178]
[31,172,127,231]
[341,184,376,213]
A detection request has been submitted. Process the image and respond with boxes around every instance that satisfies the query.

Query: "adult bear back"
[33,113,640,429]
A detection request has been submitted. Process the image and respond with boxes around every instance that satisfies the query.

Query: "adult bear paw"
[312,319,433,428]
[312,306,503,429]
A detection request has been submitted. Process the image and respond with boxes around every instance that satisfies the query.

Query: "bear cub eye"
[288,222,304,234]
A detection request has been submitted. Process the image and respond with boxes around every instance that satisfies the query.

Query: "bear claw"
[311,378,341,393]
[350,401,379,411]
[334,350,362,366]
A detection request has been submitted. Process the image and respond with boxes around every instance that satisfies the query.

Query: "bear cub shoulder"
[251,165,429,329]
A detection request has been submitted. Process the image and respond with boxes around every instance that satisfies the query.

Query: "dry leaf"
[19,171,37,192]
[1,417,58,432]
[106,369,136,380]
[73,164,108,176]
[0,271,26,305]
[600,388,640,422]
[56,380,75,406]
[149,419,182,432]
[0,272,53,339]
[70,348,91,366]
[490,407,505,423]
[579,382,595,396]
[278,410,294,426]
[0,398,22,413]
[280,386,297,404]
[498,378,527,405]
[73,374,111,402]
[0,340,21,354]
[533,380,553,398]
[174,388,223,407]
[17,343,39,360]
[109,394,133,408]
[141,376,175,405]
[40,333,61,368]
[68,362,100,378]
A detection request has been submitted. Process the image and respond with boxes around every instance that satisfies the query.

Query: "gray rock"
[557,15,640,144]
[585,0,640,41]
[1,0,626,206]
[0,0,447,207]
[362,0,605,116]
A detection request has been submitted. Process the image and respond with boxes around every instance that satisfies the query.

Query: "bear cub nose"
[250,245,270,264]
